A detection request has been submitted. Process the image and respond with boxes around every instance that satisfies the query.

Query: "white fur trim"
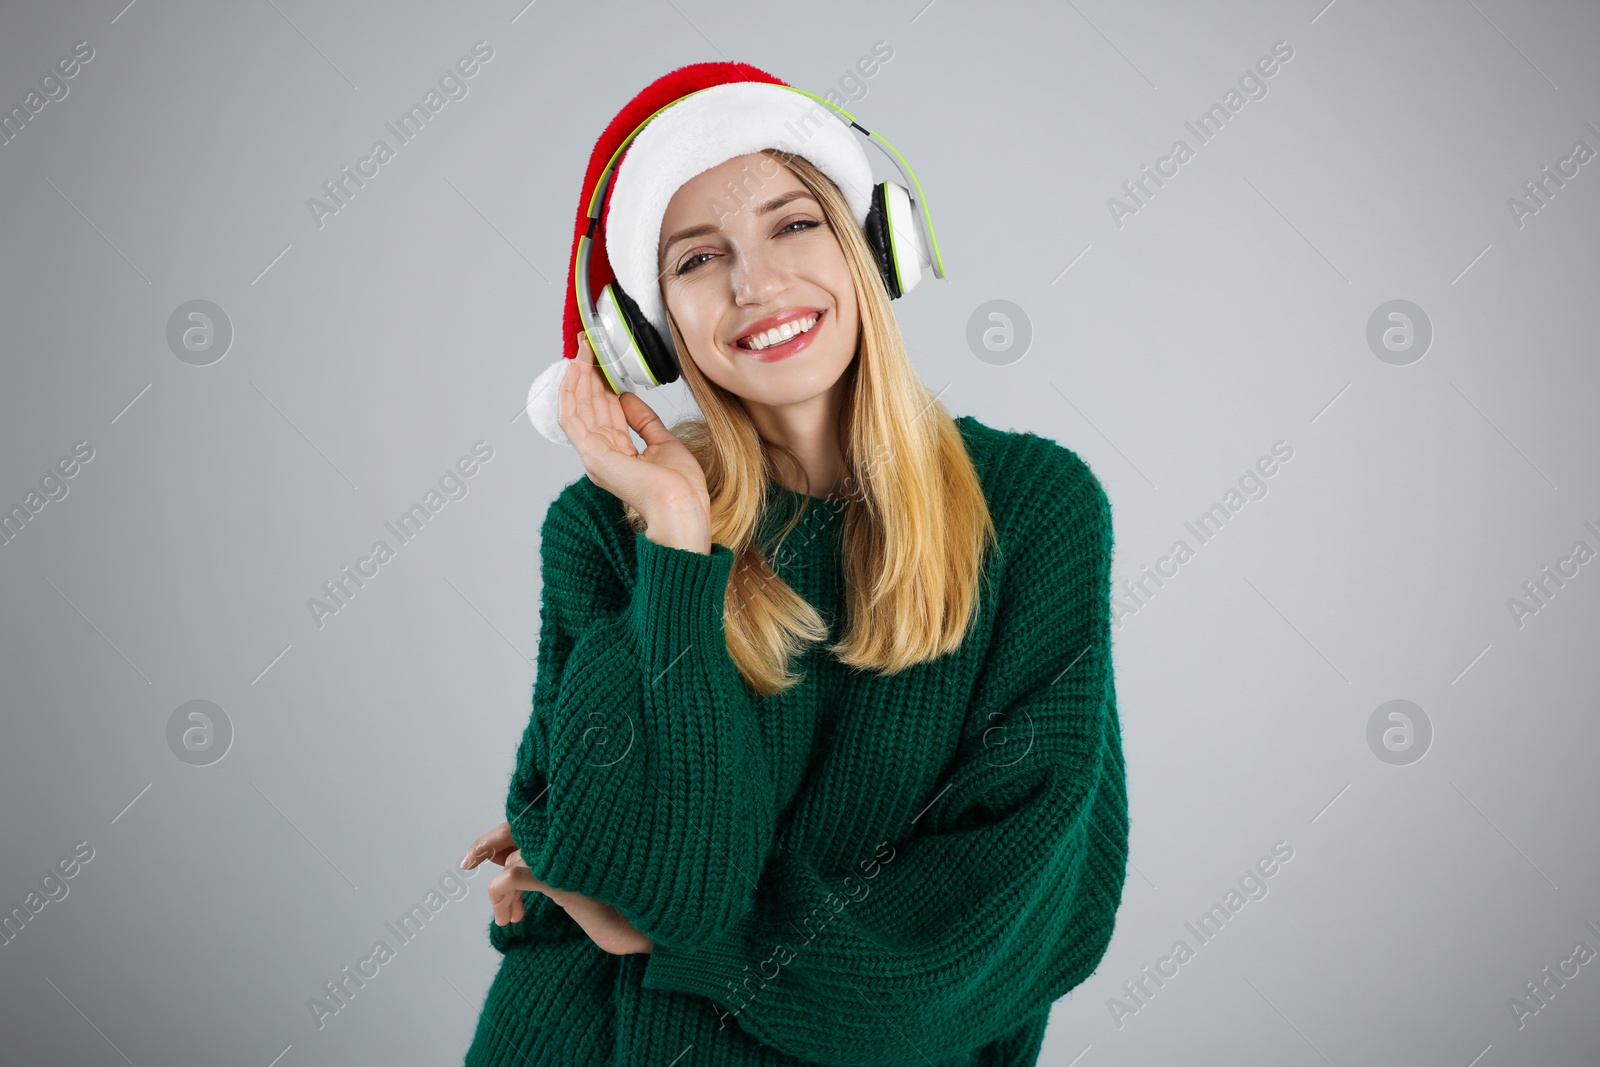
[606,82,874,344]
[527,356,571,446]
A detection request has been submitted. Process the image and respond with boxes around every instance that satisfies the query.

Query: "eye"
[675,252,713,276]
[675,219,821,276]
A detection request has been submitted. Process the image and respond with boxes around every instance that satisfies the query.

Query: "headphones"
[575,84,947,397]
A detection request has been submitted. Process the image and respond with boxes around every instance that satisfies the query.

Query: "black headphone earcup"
[611,283,681,386]
[863,184,902,300]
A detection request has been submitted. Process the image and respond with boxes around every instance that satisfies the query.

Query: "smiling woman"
[463,61,1127,1067]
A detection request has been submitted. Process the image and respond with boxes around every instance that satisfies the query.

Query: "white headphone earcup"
[594,286,660,392]
[882,181,929,296]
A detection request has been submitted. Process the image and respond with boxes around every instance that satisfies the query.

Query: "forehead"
[660,152,806,226]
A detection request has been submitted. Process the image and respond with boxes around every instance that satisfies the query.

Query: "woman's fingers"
[489,849,540,926]
[563,334,634,460]
[618,391,675,450]
[460,821,516,871]
[594,367,637,448]
[558,334,589,441]
[486,852,577,928]
[560,334,602,446]
[574,335,618,441]
[557,333,706,529]
[483,852,655,953]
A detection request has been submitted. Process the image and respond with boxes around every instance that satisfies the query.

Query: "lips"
[731,309,825,363]
[731,307,826,350]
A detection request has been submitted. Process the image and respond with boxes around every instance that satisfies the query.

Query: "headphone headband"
[579,85,945,270]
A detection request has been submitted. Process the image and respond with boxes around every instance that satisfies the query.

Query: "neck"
[743,374,850,498]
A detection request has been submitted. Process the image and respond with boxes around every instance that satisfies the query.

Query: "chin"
[740,358,851,405]
[735,383,828,409]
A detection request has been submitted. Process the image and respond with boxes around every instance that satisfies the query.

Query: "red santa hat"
[526,61,876,445]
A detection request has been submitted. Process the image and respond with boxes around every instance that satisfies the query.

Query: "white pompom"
[526,357,571,447]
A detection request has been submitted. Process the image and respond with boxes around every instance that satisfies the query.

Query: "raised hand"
[559,333,710,551]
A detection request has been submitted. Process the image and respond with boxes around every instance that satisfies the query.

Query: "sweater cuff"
[641,906,762,999]
[630,531,737,670]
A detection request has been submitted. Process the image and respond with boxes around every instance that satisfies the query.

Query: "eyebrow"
[659,189,819,263]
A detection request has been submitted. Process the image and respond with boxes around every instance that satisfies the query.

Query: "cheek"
[839,276,859,326]
[664,288,719,350]
[822,254,857,323]
[829,273,859,343]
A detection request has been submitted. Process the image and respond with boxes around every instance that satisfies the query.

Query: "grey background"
[2,0,1597,1064]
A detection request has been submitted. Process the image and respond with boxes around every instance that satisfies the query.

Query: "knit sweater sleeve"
[496,477,777,951]
[640,444,1127,1066]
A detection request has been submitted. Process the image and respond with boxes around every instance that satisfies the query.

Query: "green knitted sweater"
[464,414,1127,1066]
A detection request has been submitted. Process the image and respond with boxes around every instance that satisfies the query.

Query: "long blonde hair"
[622,148,996,697]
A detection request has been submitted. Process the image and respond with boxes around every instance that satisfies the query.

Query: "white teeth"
[740,314,818,351]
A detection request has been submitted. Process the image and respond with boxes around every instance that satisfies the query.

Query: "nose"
[729,242,787,307]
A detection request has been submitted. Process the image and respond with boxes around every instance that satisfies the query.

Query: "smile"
[732,310,825,362]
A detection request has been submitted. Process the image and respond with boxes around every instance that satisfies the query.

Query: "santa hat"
[526,62,876,446]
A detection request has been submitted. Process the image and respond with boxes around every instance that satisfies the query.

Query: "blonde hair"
[622,149,996,697]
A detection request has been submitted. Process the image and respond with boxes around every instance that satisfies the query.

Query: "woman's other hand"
[461,821,653,954]
[559,333,710,552]
[461,819,520,873]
